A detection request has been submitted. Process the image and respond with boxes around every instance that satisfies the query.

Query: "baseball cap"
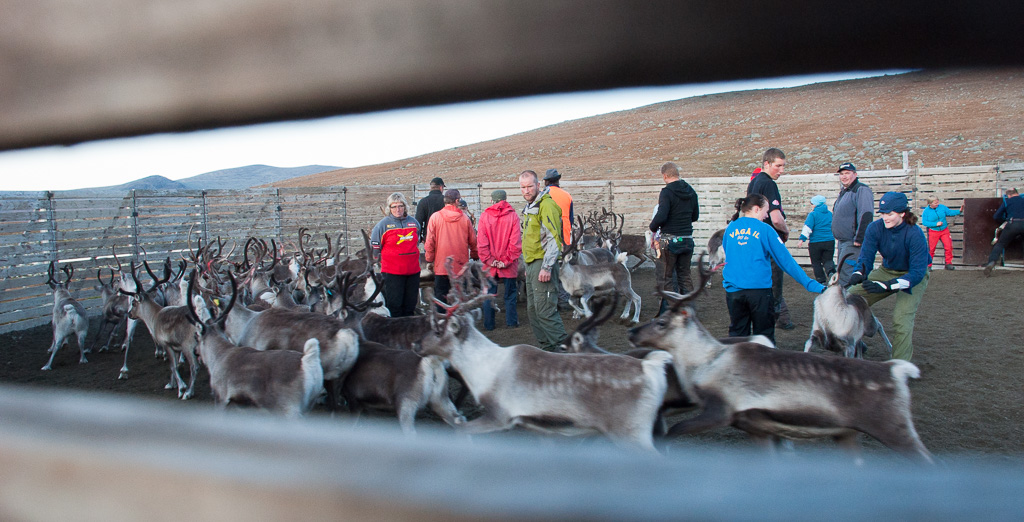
[430,177,445,186]
[836,162,857,174]
[491,189,507,202]
[878,192,908,213]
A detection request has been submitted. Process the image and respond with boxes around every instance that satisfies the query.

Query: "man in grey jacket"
[831,162,874,286]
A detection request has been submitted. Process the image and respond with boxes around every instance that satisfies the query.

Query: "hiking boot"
[944,264,955,271]
[983,262,995,277]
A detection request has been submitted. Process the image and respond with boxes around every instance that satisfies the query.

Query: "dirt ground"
[2,265,1021,464]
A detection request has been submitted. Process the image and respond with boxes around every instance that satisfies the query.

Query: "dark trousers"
[987,220,1024,264]
[657,238,694,315]
[483,277,519,330]
[808,240,836,283]
[434,275,452,312]
[382,272,420,317]
[726,288,776,344]
[770,259,790,326]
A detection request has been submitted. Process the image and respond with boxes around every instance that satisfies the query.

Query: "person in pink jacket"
[424,189,479,309]
[477,190,523,330]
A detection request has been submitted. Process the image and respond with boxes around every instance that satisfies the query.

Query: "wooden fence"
[2,163,1022,334]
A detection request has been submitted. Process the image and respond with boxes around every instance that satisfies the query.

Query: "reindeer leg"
[76,331,88,363]
[627,287,642,323]
[455,411,516,435]
[42,333,63,370]
[181,344,198,400]
[833,431,864,466]
[666,394,732,437]
[396,398,420,436]
[121,317,138,353]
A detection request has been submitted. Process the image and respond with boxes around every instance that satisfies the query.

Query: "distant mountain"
[64,164,340,193]
[174,164,340,190]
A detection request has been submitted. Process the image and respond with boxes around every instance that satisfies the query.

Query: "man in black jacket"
[649,162,700,315]
[415,177,446,243]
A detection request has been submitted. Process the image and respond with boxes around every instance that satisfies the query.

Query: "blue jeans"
[483,277,519,330]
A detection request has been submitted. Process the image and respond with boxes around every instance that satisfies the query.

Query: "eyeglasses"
[390,204,406,208]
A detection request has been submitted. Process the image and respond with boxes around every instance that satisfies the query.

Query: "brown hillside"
[275,69,1024,187]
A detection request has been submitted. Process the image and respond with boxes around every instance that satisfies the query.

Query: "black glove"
[862,278,900,293]
[847,271,865,286]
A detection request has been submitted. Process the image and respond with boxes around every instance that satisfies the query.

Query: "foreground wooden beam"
[1,1,1023,150]
[0,384,1022,520]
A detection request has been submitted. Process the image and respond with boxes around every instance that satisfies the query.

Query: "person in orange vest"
[544,169,573,308]
[544,169,573,246]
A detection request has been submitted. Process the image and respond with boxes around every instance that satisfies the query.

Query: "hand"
[862,278,905,293]
[847,271,865,285]
[538,268,551,283]
[797,240,805,248]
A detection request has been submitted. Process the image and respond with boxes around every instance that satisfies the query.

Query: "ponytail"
[903,210,918,226]
[731,194,768,221]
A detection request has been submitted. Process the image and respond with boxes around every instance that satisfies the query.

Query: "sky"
[0,71,905,192]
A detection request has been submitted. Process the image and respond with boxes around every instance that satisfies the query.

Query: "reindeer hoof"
[79,357,88,364]
[41,365,52,371]
[118,371,129,380]
[454,416,467,425]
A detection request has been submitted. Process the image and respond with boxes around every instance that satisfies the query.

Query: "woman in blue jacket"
[848,192,930,361]
[723,194,824,344]
[797,194,836,283]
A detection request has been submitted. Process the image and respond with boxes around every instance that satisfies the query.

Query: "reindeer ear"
[448,318,462,335]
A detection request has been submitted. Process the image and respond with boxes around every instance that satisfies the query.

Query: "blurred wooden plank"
[0,384,1023,521]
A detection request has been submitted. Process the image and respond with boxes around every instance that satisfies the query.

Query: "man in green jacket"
[519,170,567,350]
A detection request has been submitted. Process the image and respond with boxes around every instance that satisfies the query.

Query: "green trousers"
[848,266,929,361]
[524,259,567,351]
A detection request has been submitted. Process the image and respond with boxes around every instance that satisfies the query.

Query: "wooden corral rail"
[2,164,1023,334]
[0,383,1022,521]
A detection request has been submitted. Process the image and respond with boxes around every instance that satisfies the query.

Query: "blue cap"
[878,192,908,213]
[811,195,826,206]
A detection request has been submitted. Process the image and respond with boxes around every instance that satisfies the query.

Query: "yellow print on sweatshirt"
[728,227,759,246]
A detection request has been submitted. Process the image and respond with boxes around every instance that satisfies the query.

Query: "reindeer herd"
[35,218,932,463]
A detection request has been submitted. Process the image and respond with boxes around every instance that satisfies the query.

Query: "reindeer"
[340,338,465,435]
[560,220,642,323]
[186,271,323,417]
[226,273,361,410]
[41,262,89,371]
[627,262,933,463]
[559,294,774,436]
[119,262,201,399]
[90,267,131,353]
[804,253,893,359]
[412,288,673,453]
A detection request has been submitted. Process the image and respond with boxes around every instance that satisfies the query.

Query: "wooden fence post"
[274,188,283,240]
[608,181,614,213]
[130,189,140,262]
[45,191,57,263]
[342,187,349,255]
[201,190,209,243]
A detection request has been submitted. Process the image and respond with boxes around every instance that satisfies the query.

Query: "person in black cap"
[982,187,1024,276]
[847,191,930,361]
[831,162,874,286]
[415,177,446,243]
[543,169,573,308]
